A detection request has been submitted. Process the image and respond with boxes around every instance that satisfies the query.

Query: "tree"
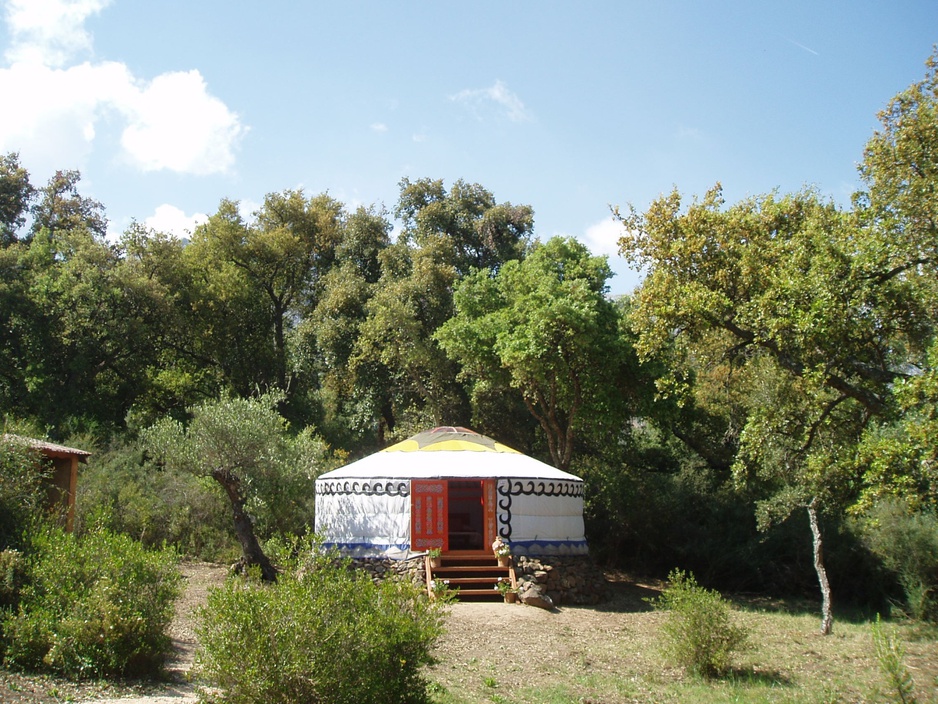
[847,49,938,514]
[853,340,938,514]
[117,223,218,429]
[189,192,343,396]
[299,206,391,447]
[2,196,170,434]
[349,179,535,439]
[854,49,938,317]
[0,152,34,247]
[395,177,533,276]
[617,185,922,633]
[437,236,631,471]
[142,394,328,581]
[30,169,107,243]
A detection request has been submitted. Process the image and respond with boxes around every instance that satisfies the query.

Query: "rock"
[522,591,555,610]
[517,580,555,610]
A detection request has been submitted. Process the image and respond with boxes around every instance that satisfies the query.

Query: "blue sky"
[0,1,935,295]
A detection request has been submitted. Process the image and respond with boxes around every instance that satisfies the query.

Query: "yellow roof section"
[382,427,521,454]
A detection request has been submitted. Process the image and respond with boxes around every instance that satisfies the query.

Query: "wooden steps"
[426,553,515,601]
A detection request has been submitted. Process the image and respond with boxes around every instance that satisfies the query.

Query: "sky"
[0,1,935,296]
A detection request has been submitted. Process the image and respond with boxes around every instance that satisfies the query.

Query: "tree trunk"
[212,467,278,582]
[807,498,833,635]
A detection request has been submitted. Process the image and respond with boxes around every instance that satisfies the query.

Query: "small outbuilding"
[3,434,91,531]
[315,426,587,559]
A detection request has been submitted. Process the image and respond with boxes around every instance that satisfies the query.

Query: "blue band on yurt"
[322,541,411,554]
[508,539,590,556]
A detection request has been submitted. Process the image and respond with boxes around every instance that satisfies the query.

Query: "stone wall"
[514,555,607,605]
[349,556,426,585]
[348,554,608,605]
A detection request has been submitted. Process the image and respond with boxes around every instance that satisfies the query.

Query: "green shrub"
[195,550,447,704]
[1,526,181,679]
[76,440,237,562]
[0,438,49,551]
[861,499,938,621]
[651,568,749,679]
[0,548,26,611]
[871,615,917,704]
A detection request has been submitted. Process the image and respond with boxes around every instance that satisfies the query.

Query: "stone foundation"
[514,555,607,605]
[347,554,608,605]
[349,556,426,585]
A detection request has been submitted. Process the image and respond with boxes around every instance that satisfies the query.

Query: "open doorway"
[447,480,484,550]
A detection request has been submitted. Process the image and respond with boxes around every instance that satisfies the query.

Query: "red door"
[411,480,448,552]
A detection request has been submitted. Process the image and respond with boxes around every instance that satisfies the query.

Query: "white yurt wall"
[315,477,410,557]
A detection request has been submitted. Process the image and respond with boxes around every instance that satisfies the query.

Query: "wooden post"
[66,455,78,532]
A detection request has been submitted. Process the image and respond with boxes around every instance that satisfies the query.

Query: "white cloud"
[144,203,207,238]
[0,60,116,168]
[450,80,531,123]
[4,0,110,67]
[119,70,245,174]
[370,122,388,133]
[0,0,245,176]
[581,216,625,257]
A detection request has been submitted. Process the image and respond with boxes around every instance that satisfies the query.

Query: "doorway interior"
[447,480,484,551]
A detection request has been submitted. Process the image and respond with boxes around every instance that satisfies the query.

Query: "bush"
[0,438,49,551]
[861,499,938,622]
[1,526,181,679]
[871,615,917,704]
[195,550,447,704]
[76,440,237,562]
[0,548,26,611]
[651,568,749,679]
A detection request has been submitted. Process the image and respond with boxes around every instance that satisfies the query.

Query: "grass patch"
[425,579,938,704]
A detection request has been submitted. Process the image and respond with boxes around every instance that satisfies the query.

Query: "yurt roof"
[318,426,582,482]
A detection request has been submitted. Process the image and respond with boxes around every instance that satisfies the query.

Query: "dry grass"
[427,578,938,704]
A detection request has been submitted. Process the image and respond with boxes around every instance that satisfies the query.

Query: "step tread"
[442,576,506,585]
[426,555,519,601]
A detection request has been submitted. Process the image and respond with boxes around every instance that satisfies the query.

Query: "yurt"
[315,426,587,559]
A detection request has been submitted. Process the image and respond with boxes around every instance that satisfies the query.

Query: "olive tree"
[143,393,329,581]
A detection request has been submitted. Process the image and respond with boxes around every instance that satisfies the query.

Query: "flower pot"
[504,591,517,604]
[429,556,441,569]
[497,555,509,567]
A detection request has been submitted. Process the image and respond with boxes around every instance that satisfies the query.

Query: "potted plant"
[429,579,456,602]
[427,547,442,569]
[492,537,511,566]
[494,578,518,603]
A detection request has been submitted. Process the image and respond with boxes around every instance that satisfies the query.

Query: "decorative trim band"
[504,479,583,498]
[316,478,411,497]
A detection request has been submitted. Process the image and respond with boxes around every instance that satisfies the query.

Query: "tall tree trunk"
[212,467,278,582]
[808,498,833,635]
